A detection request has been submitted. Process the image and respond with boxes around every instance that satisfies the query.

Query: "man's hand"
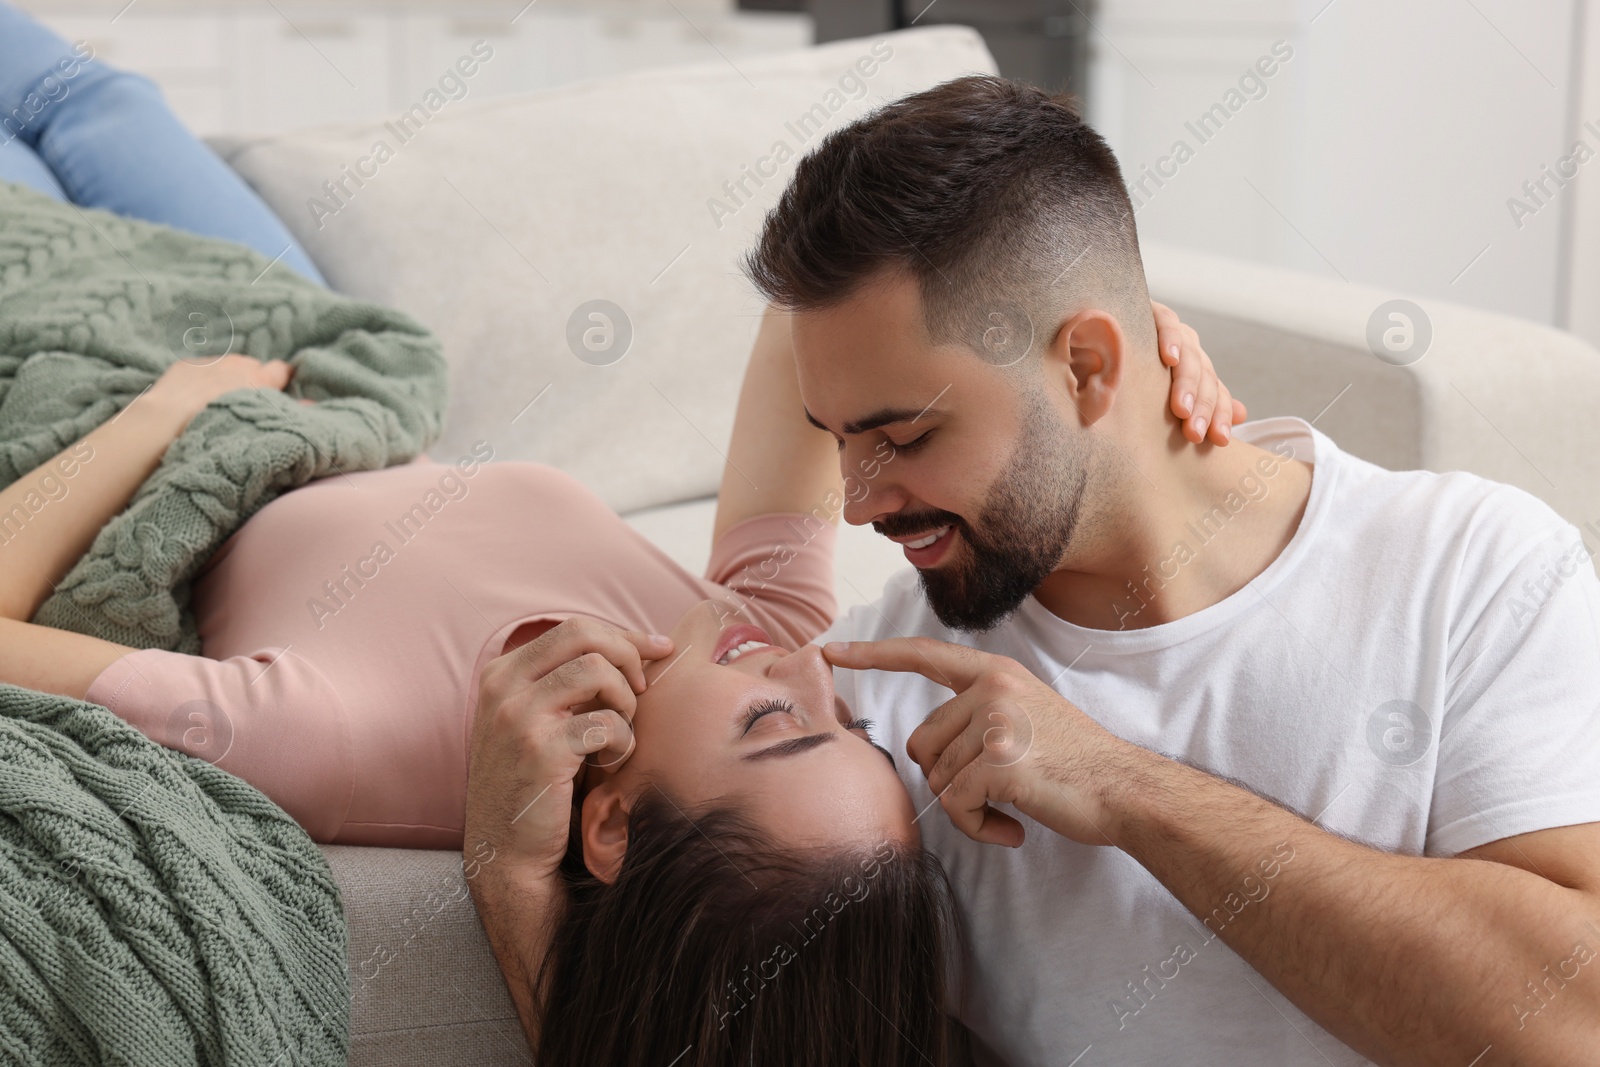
[823,635,1145,849]
[465,616,672,882]
[463,617,673,1044]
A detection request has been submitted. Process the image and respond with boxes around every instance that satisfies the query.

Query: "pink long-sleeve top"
[85,456,837,849]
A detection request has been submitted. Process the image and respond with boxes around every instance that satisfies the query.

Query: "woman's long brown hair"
[535,789,964,1065]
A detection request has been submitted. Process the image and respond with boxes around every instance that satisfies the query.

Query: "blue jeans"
[0,3,326,286]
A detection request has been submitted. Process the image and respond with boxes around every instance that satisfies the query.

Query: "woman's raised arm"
[0,355,293,622]
[710,306,842,545]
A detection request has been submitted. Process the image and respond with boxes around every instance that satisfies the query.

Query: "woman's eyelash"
[740,698,794,735]
[844,717,877,740]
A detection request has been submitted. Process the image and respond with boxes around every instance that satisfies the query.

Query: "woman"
[0,5,1247,1062]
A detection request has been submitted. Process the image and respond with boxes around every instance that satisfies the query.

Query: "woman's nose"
[763,643,834,697]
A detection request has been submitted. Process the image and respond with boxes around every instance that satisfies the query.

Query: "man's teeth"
[905,526,952,550]
[718,639,767,666]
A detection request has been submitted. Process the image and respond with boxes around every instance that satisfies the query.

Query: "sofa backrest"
[1146,241,1600,538]
[214,26,999,514]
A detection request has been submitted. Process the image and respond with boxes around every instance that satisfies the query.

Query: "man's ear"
[580,779,631,885]
[1041,310,1126,427]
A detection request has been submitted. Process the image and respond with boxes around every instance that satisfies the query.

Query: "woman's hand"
[1154,300,1246,446]
[464,616,673,883]
[146,355,295,430]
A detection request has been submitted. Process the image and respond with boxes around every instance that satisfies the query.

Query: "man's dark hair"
[744,73,1151,360]
[535,790,965,1066]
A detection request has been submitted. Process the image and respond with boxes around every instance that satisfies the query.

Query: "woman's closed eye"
[737,702,898,770]
[846,717,898,771]
[739,697,796,735]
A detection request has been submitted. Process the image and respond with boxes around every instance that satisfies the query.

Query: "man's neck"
[1031,428,1313,630]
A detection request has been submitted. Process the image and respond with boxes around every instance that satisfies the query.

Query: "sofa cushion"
[213,26,998,514]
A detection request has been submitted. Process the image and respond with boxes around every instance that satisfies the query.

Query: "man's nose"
[842,476,904,528]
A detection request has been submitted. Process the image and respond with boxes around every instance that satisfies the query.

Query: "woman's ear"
[1042,309,1126,426]
[580,779,631,884]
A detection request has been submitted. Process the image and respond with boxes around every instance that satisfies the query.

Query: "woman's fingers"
[1167,327,1203,421]
[255,358,293,392]
[1209,381,1235,444]
[1153,310,1246,445]
[1187,350,1220,443]
[1152,301,1184,369]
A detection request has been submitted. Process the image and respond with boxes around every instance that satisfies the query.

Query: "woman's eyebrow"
[742,731,899,771]
[742,732,836,761]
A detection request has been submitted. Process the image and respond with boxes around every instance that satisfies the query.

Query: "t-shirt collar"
[1013,416,1339,655]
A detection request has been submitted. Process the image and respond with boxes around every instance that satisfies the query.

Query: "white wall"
[1089,0,1595,342]
[1567,0,1600,344]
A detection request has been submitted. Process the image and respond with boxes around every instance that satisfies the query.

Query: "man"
[745,74,1600,1065]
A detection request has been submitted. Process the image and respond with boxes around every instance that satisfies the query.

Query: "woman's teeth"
[718,640,768,666]
[906,526,951,550]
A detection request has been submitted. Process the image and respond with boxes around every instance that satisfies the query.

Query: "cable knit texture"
[0,682,349,1066]
[0,182,448,652]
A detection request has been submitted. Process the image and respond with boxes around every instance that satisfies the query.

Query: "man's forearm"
[1106,746,1600,1066]
[465,859,563,1051]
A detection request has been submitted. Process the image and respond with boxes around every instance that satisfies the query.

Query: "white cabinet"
[28,4,811,137]
[398,11,612,98]
[227,13,394,133]
[41,13,233,132]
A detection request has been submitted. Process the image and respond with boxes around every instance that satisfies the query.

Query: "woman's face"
[585,599,918,857]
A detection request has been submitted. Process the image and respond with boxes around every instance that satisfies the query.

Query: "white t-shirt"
[817,417,1600,1067]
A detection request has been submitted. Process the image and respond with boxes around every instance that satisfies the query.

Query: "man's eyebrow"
[743,732,837,762]
[804,407,937,436]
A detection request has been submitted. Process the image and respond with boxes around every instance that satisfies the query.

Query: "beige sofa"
[208,25,1600,1066]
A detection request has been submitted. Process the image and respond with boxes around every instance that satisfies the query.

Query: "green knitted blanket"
[0,682,348,1066]
[0,182,447,653]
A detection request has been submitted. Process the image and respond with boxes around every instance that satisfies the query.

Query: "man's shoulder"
[1263,419,1580,576]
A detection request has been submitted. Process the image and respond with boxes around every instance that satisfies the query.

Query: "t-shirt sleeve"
[704,513,838,649]
[86,646,355,842]
[1427,508,1600,856]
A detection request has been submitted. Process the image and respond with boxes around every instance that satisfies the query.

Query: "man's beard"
[877,401,1089,632]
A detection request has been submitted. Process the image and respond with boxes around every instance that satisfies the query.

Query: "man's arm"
[823,636,1600,1066]
[1110,755,1600,1066]
[463,617,672,1050]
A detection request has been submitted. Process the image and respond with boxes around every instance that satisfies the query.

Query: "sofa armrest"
[1145,241,1600,542]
